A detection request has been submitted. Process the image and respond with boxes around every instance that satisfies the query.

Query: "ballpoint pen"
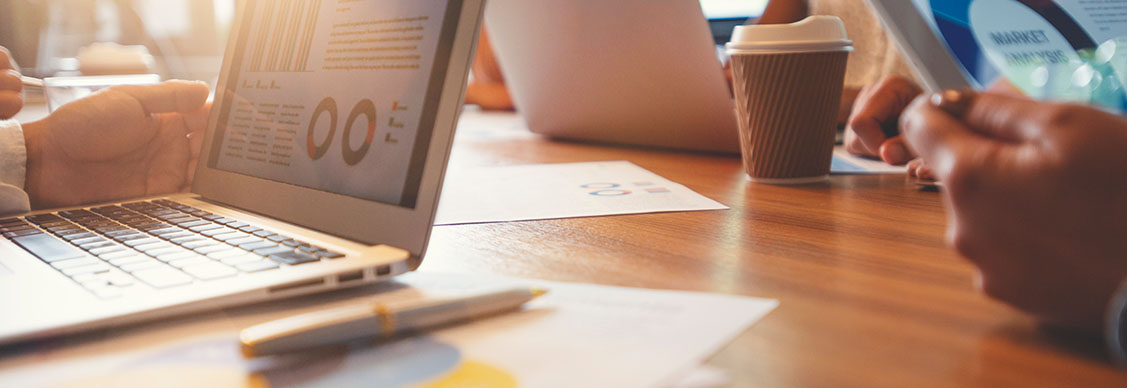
[913,89,974,191]
[240,287,548,357]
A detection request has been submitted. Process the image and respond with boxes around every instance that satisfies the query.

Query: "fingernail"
[930,89,975,117]
[918,165,935,180]
[883,143,909,164]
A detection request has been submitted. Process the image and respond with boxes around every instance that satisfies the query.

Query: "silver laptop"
[484,0,753,154]
[0,0,484,344]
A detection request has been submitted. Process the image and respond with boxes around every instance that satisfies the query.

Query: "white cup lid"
[726,16,853,54]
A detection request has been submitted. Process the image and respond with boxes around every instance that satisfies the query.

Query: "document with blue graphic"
[435,161,728,225]
[0,271,778,388]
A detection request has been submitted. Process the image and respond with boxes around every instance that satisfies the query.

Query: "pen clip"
[374,303,396,335]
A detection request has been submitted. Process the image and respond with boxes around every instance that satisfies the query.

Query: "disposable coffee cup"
[726,16,852,184]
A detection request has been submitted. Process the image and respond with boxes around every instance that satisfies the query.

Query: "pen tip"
[530,288,549,298]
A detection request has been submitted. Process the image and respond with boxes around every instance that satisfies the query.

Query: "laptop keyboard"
[2,199,344,299]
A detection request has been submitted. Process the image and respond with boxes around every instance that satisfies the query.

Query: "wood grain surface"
[420,113,1127,387]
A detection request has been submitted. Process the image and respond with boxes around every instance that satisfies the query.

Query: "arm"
[758,0,808,24]
[464,27,515,111]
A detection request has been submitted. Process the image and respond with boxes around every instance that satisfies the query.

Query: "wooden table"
[419,111,1127,387]
[7,106,1127,387]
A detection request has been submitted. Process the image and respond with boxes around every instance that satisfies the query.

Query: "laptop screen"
[206,0,464,208]
[910,0,1127,112]
[701,0,767,45]
[699,0,766,20]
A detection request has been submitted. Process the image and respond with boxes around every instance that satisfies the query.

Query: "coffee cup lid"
[726,16,853,54]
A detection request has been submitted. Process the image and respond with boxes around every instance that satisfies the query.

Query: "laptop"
[868,0,1127,112]
[0,0,484,344]
[484,0,765,154]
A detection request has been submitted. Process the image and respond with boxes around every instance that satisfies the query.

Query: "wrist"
[20,118,45,204]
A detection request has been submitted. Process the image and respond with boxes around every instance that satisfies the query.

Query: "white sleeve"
[0,120,30,216]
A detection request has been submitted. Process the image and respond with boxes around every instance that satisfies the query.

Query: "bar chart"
[247,0,323,73]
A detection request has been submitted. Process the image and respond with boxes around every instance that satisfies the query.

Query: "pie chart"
[341,98,378,166]
[306,97,338,160]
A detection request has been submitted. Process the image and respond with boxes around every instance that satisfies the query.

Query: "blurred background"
[0,0,766,85]
[0,0,235,83]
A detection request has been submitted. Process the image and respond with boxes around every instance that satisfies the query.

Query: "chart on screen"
[211,0,452,206]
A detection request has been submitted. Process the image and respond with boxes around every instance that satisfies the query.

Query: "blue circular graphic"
[590,189,631,196]
[581,183,620,189]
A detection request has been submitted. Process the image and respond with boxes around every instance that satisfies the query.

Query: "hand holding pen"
[0,46,23,119]
[900,88,1127,334]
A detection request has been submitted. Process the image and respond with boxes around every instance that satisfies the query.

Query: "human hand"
[724,60,734,95]
[901,90,1127,333]
[906,159,936,180]
[0,46,22,119]
[844,75,922,166]
[464,27,515,111]
[22,80,211,209]
[465,81,515,111]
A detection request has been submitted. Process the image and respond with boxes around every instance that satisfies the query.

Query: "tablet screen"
[912,0,1127,111]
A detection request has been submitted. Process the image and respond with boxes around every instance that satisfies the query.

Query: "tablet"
[868,0,1127,112]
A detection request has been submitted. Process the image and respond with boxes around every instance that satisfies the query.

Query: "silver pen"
[240,287,548,357]
[21,76,43,88]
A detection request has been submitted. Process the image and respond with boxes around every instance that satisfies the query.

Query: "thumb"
[110,80,210,115]
[899,95,995,179]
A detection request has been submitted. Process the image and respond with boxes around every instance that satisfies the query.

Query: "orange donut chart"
[306,97,338,160]
[341,99,378,166]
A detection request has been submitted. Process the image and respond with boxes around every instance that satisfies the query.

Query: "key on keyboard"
[11,233,85,263]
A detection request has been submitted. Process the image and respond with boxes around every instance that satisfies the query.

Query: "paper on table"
[668,365,732,388]
[454,107,539,141]
[831,147,907,174]
[0,272,778,388]
[435,161,729,225]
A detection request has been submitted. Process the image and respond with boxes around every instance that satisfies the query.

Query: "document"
[669,365,732,388]
[831,147,907,175]
[453,107,539,141]
[0,272,778,388]
[435,161,729,225]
